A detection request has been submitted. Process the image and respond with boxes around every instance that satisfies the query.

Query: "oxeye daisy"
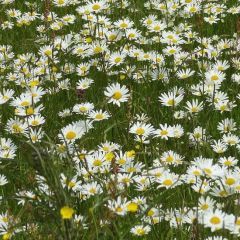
[163,46,181,56]
[205,69,225,84]
[154,124,174,140]
[107,196,128,216]
[126,28,141,40]
[82,182,103,197]
[176,69,195,79]
[115,18,133,30]
[156,172,180,189]
[6,117,28,135]
[219,156,238,167]
[77,78,94,90]
[185,99,203,113]
[39,45,54,58]
[130,225,151,236]
[73,102,94,115]
[87,0,108,13]
[198,196,216,212]
[108,52,126,66]
[59,121,92,143]
[0,89,14,104]
[159,91,184,107]
[148,21,166,33]
[53,0,70,7]
[88,109,110,121]
[129,121,154,138]
[27,115,45,127]
[28,127,44,143]
[202,209,225,232]
[104,83,130,107]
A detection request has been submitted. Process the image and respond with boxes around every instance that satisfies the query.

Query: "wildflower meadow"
[0,0,240,239]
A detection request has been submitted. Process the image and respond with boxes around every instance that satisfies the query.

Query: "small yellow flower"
[60,206,74,219]
[3,233,11,240]
[127,202,139,213]
[127,150,135,158]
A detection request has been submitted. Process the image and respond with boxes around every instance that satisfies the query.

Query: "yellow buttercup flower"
[127,202,138,213]
[60,206,74,219]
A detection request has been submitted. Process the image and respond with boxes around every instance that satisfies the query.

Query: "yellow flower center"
[136,127,145,135]
[166,155,174,162]
[118,158,126,165]
[95,114,103,120]
[30,80,39,87]
[128,33,135,38]
[153,25,161,31]
[193,170,201,176]
[204,168,212,175]
[225,178,235,186]
[136,228,145,236]
[147,209,154,216]
[31,120,39,126]
[116,207,123,213]
[219,190,227,197]
[109,34,116,41]
[167,99,174,106]
[169,49,176,54]
[146,19,152,25]
[21,101,30,107]
[93,159,102,166]
[89,188,97,194]
[26,107,34,115]
[85,37,92,43]
[112,91,122,100]
[191,106,198,113]
[220,105,227,111]
[58,145,66,153]
[211,75,219,81]
[58,0,65,5]
[68,181,76,188]
[163,179,173,186]
[120,22,128,28]
[12,124,22,133]
[210,216,221,225]
[92,4,101,11]
[66,131,76,140]
[200,204,209,210]
[114,57,122,63]
[44,49,52,56]
[224,160,232,166]
[161,130,168,136]
[79,106,87,112]
[236,218,240,225]
[94,46,103,54]
[190,7,197,12]
[127,167,136,173]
